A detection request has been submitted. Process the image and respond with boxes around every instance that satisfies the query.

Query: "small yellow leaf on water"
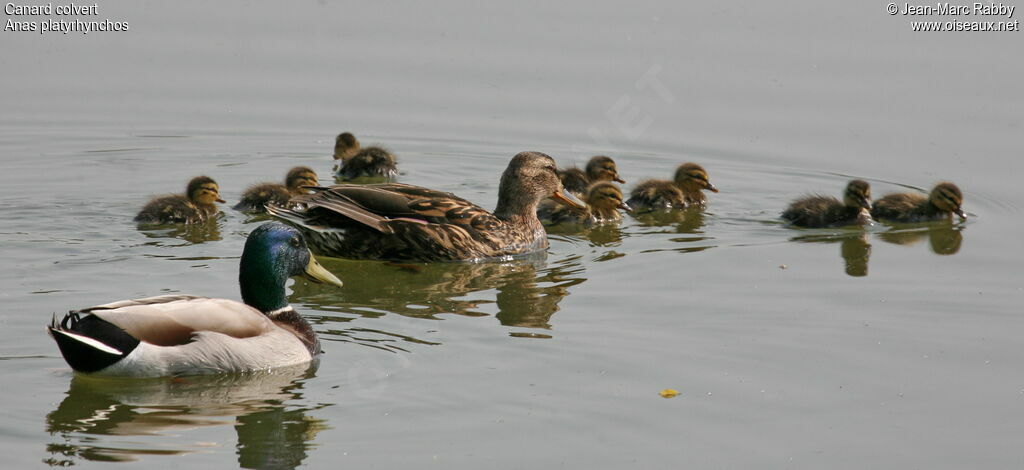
[660,389,680,398]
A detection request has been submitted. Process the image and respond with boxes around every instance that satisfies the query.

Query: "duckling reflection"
[629,206,712,254]
[45,364,324,468]
[289,256,584,336]
[136,217,222,244]
[876,224,964,255]
[790,233,872,277]
[546,222,625,247]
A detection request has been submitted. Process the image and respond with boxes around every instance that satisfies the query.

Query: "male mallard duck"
[871,182,966,222]
[269,151,586,261]
[558,155,625,196]
[333,132,397,180]
[626,162,718,210]
[134,176,225,224]
[234,166,319,213]
[782,180,873,228]
[47,222,343,377]
[538,181,631,225]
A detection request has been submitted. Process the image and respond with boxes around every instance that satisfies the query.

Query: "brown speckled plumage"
[234,167,319,213]
[135,176,224,224]
[627,162,718,210]
[270,151,585,261]
[871,182,966,222]
[782,179,872,228]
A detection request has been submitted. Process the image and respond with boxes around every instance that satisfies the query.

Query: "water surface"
[2,1,1022,468]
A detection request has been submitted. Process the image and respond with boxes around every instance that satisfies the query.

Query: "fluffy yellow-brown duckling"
[626,162,718,210]
[135,176,225,224]
[234,166,319,213]
[558,155,625,196]
[871,182,966,222]
[781,179,872,228]
[538,181,631,225]
[333,132,397,180]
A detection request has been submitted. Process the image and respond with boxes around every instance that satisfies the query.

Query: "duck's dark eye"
[289,236,301,248]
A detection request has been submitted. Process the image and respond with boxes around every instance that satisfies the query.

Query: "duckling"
[47,222,344,377]
[134,176,225,224]
[558,155,625,196]
[234,166,319,213]
[871,182,966,222]
[538,181,631,225]
[333,132,397,180]
[626,162,718,210]
[781,179,873,228]
[269,151,586,262]
[333,132,360,161]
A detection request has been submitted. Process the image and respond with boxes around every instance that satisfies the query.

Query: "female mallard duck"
[234,166,319,213]
[47,222,343,377]
[333,132,398,180]
[538,181,631,225]
[559,155,625,196]
[781,180,873,228]
[871,182,966,222]
[626,162,718,210]
[268,151,586,262]
[134,176,225,224]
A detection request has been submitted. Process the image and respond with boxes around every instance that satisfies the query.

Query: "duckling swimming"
[781,179,872,228]
[135,176,225,224]
[538,181,630,225]
[234,166,319,213]
[626,162,718,210]
[559,155,625,196]
[871,182,966,222]
[333,132,360,160]
[269,151,586,262]
[47,222,344,377]
[333,132,397,180]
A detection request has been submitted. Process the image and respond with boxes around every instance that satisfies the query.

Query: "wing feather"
[81,296,274,346]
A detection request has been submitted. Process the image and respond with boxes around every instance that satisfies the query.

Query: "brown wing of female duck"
[271,184,512,260]
[270,152,583,261]
[294,183,500,229]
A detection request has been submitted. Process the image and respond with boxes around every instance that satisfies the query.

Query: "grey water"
[2,1,1023,468]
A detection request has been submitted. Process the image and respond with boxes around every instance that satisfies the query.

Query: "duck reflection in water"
[790,233,872,277]
[44,364,324,468]
[875,223,964,255]
[136,218,223,245]
[290,255,585,340]
[630,205,707,233]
